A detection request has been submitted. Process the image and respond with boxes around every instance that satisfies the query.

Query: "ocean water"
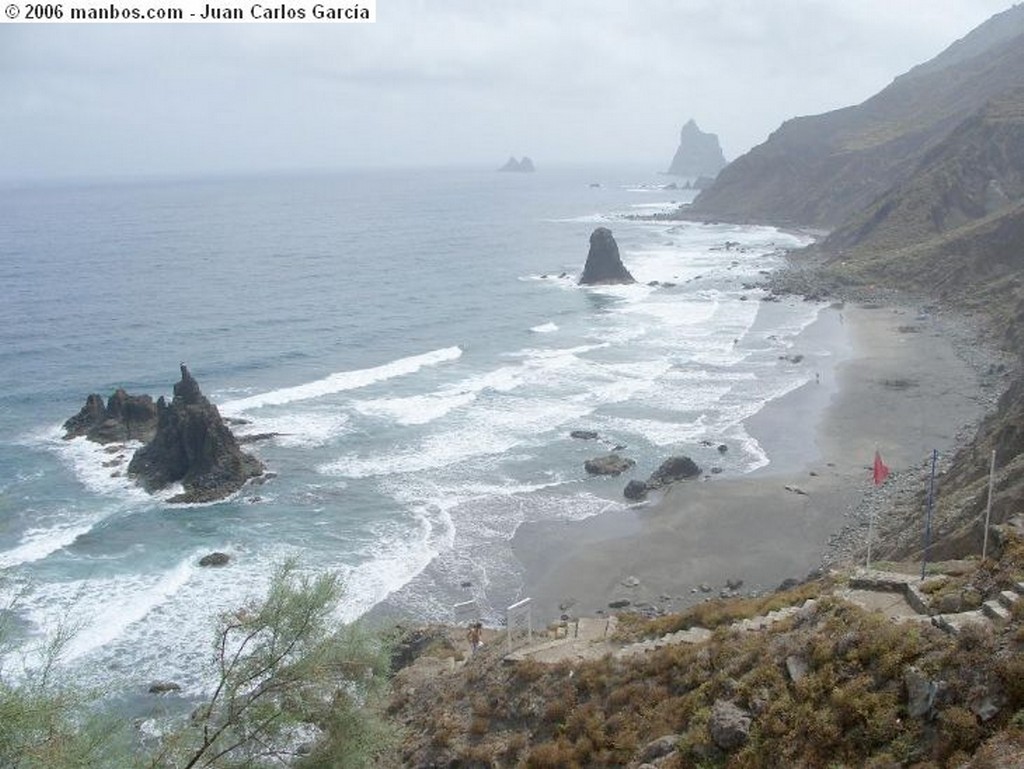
[0,167,820,696]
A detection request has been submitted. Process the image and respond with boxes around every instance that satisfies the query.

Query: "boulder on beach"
[128,365,263,504]
[584,454,635,476]
[63,389,159,444]
[579,228,635,286]
[623,479,649,500]
[646,456,702,488]
[570,430,600,440]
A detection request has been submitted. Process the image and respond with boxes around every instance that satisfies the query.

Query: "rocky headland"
[578,227,635,285]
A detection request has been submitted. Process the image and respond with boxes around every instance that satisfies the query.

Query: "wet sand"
[513,302,989,623]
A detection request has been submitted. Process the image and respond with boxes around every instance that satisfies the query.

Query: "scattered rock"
[148,681,182,694]
[904,666,945,719]
[638,734,680,764]
[709,700,751,751]
[621,576,640,588]
[608,599,631,609]
[717,444,728,454]
[579,227,635,285]
[198,552,231,567]
[785,654,809,683]
[570,430,599,440]
[725,578,744,590]
[784,485,809,496]
[624,479,649,500]
[647,456,702,488]
[584,454,635,476]
[460,580,472,588]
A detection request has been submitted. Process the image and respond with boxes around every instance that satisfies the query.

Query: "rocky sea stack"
[64,389,159,444]
[579,227,635,285]
[666,119,727,178]
[127,365,263,504]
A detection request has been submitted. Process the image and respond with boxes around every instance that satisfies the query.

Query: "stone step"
[983,600,1012,628]
[933,610,990,636]
[1014,581,1024,596]
[998,590,1020,610]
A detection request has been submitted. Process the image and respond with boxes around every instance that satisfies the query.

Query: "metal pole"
[982,449,996,560]
[922,449,938,580]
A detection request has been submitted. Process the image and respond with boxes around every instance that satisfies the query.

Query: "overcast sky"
[0,1,1017,181]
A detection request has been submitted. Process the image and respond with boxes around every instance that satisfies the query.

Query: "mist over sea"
[0,167,821,696]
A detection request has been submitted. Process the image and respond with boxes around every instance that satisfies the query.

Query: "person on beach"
[467,622,482,654]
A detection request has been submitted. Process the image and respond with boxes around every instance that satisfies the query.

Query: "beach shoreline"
[512,299,995,625]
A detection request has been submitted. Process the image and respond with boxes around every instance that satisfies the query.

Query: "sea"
[0,166,822,699]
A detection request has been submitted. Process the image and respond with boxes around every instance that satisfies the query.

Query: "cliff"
[686,5,1024,228]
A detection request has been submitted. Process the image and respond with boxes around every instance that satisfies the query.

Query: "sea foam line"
[220,346,463,412]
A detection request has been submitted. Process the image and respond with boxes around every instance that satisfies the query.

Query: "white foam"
[336,504,456,623]
[353,366,523,427]
[322,395,592,479]
[354,391,477,426]
[50,433,152,501]
[235,410,350,448]
[220,346,463,413]
[530,322,558,334]
[0,517,104,569]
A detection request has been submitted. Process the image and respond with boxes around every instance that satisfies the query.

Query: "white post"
[866,506,875,572]
[982,449,996,560]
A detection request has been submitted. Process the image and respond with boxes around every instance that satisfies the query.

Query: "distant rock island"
[579,227,635,285]
[65,365,264,504]
[498,156,535,173]
[666,119,727,178]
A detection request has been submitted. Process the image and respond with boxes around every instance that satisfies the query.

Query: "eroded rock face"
[579,228,635,285]
[128,365,263,504]
[63,389,159,444]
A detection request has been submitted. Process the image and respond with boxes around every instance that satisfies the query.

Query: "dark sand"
[513,303,989,623]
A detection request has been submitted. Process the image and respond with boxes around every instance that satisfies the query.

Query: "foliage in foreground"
[0,560,393,768]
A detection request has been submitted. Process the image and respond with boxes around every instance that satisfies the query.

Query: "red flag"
[873,450,890,486]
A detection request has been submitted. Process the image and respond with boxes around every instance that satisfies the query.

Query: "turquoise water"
[0,167,820,695]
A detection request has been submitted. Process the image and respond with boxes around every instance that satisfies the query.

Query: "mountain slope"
[687,4,1024,228]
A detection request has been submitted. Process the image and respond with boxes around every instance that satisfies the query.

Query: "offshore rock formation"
[666,119,727,178]
[498,156,536,173]
[579,227,635,285]
[63,389,159,444]
[128,365,263,504]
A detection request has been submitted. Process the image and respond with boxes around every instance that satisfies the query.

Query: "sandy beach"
[513,301,992,624]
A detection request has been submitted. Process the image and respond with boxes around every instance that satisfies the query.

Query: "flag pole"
[866,445,877,571]
[982,449,996,561]
[921,449,938,580]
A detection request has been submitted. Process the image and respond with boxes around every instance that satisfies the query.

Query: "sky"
[0,0,1018,181]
